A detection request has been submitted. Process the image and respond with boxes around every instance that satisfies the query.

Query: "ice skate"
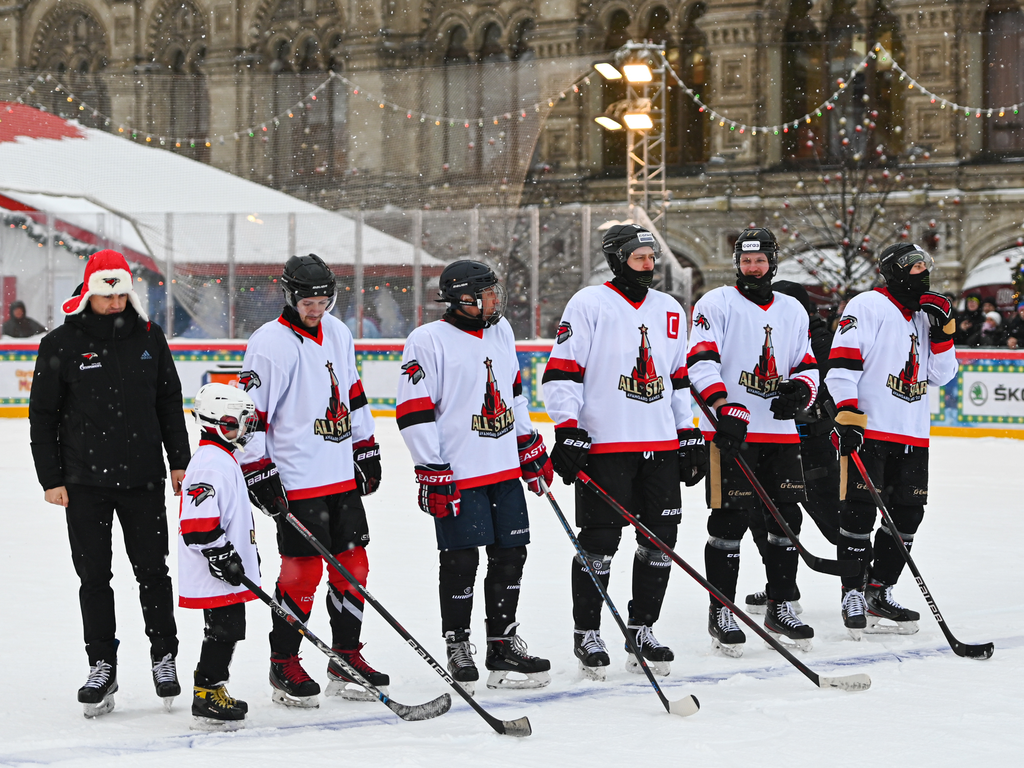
[269,654,320,708]
[842,588,868,641]
[745,589,801,616]
[78,660,117,718]
[326,643,390,701]
[574,628,610,681]
[764,599,814,651]
[485,623,551,689]
[624,624,674,676]
[445,629,479,696]
[708,605,745,658]
[152,653,180,711]
[191,677,247,732]
[864,583,920,635]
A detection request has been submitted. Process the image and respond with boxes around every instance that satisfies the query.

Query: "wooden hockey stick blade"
[669,695,701,717]
[497,716,533,737]
[817,674,872,692]
[385,693,452,721]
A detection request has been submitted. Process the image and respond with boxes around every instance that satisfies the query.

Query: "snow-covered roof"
[0,102,441,272]
[963,250,1021,291]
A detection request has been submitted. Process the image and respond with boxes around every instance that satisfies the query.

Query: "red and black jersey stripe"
[670,365,690,391]
[349,380,368,410]
[829,347,864,371]
[687,340,721,367]
[791,353,818,375]
[513,371,523,398]
[180,517,226,547]
[542,358,585,384]
[397,396,436,430]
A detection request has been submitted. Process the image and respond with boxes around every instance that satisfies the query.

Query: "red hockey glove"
[919,292,955,343]
[769,379,812,421]
[550,426,591,485]
[353,439,382,496]
[518,432,554,495]
[415,463,461,519]
[242,459,289,518]
[830,406,867,456]
[677,428,708,487]
[713,402,750,462]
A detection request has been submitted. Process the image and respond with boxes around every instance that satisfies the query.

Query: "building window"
[783,0,825,161]
[986,1,1024,153]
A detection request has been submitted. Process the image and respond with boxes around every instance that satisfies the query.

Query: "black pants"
[197,603,246,685]
[65,483,178,665]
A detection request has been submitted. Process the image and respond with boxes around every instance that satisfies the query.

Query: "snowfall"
[1,416,1020,767]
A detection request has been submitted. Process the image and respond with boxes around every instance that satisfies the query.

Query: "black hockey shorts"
[573,450,682,529]
[841,439,929,506]
[707,442,806,510]
[434,478,530,551]
[276,489,369,557]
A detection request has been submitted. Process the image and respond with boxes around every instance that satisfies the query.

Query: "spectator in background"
[1005,302,1024,348]
[979,311,1005,347]
[981,299,998,316]
[955,294,984,346]
[2,300,46,337]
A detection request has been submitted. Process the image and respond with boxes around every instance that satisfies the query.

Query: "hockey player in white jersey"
[827,243,958,637]
[687,228,819,655]
[543,224,707,679]
[396,260,552,694]
[239,254,386,707]
[178,383,262,731]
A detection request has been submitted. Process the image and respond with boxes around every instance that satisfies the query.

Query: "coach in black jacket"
[30,250,190,713]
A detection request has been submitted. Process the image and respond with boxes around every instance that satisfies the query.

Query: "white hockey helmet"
[193,382,260,451]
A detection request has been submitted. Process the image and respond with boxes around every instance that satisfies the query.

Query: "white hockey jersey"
[178,439,261,609]
[542,283,693,453]
[397,317,535,489]
[240,312,374,499]
[687,286,818,443]
[826,288,959,446]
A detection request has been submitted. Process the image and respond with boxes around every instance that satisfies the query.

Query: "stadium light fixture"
[592,62,623,80]
[594,115,624,131]
[623,112,654,130]
[622,63,653,83]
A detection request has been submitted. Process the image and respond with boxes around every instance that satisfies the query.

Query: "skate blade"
[486,669,550,690]
[577,659,608,681]
[162,696,176,712]
[82,695,115,719]
[711,638,744,658]
[325,679,387,701]
[765,631,813,652]
[864,616,919,635]
[625,653,670,676]
[191,715,244,732]
[846,627,864,641]
[271,689,320,708]
[454,679,476,697]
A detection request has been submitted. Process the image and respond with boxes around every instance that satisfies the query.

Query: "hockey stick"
[284,512,533,737]
[540,480,699,718]
[691,389,859,577]
[238,574,451,721]
[847,452,995,660]
[576,471,871,692]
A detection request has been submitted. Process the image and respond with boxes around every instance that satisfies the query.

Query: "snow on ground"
[1,417,1021,767]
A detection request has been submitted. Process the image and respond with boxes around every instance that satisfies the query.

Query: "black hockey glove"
[830,406,867,456]
[202,543,245,587]
[677,428,708,487]
[415,463,461,518]
[713,402,750,462]
[550,426,592,485]
[353,440,382,496]
[769,379,812,421]
[919,292,955,343]
[243,459,289,518]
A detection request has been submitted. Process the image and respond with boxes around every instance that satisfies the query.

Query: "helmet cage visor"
[198,403,260,450]
[885,244,933,275]
[451,281,506,326]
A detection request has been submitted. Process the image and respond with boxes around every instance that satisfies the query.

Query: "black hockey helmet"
[436,260,507,328]
[602,223,660,276]
[733,228,780,279]
[281,253,336,309]
[878,242,932,285]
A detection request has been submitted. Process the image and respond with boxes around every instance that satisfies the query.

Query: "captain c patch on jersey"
[618,325,665,403]
[471,358,515,438]
[186,482,216,506]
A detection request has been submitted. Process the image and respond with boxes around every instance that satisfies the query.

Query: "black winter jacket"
[29,304,191,490]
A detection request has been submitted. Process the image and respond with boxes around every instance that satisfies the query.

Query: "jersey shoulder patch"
[402,359,425,384]
[186,482,216,506]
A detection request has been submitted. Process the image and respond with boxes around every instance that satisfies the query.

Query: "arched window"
[510,19,535,61]
[782,0,825,161]
[986,1,1024,153]
[645,6,671,45]
[605,9,631,51]
[670,3,709,165]
[869,2,905,157]
[444,26,471,64]
[32,8,109,126]
[479,22,505,62]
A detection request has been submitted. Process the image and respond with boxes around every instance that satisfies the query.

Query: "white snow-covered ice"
[1,417,1020,766]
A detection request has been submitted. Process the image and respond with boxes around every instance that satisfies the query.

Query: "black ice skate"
[764,599,814,651]
[485,622,551,690]
[842,587,868,640]
[708,605,746,658]
[192,676,247,732]
[745,589,802,616]
[624,624,674,676]
[326,643,390,701]
[864,582,920,635]
[445,629,479,696]
[152,653,181,710]
[78,660,117,718]
[269,654,320,708]
[573,628,610,681]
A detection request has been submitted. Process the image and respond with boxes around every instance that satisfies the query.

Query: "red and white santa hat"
[62,249,149,322]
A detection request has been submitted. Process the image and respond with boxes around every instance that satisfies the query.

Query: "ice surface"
[1,418,1021,766]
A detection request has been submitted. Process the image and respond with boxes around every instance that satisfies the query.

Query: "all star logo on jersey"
[887,333,928,402]
[313,361,352,442]
[237,370,261,392]
[401,360,425,384]
[471,357,515,438]
[186,482,215,506]
[693,313,710,330]
[838,316,858,334]
[738,324,782,398]
[618,325,665,403]
[556,321,573,344]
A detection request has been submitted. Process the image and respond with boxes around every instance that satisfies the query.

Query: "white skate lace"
[447,639,476,668]
[773,601,805,629]
[717,607,741,633]
[882,586,906,610]
[578,629,607,655]
[152,653,177,684]
[633,625,667,651]
[84,660,113,689]
[842,590,866,617]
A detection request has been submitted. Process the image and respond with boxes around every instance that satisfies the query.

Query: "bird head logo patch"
[237,370,262,392]
[103,277,120,288]
[556,321,573,344]
[186,483,216,506]
[837,316,858,335]
[401,360,425,385]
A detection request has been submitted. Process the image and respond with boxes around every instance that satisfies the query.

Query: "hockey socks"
[326,547,370,650]
[439,548,478,633]
[629,544,673,626]
[270,556,320,656]
[571,550,611,629]
[483,545,526,639]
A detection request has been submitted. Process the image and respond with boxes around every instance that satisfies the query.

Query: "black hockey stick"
[847,452,995,660]
[540,480,699,717]
[691,389,859,577]
[239,574,451,721]
[284,512,533,737]
[576,471,871,692]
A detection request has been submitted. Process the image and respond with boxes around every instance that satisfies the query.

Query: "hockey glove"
[243,459,289,518]
[677,428,708,487]
[518,432,554,495]
[353,439,382,496]
[830,406,867,456]
[769,379,813,421]
[202,543,245,587]
[550,426,592,485]
[415,463,461,519]
[919,292,955,343]
[713,402,750,462]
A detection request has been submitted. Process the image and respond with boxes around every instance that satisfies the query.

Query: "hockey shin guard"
[705,509,745,604]
[483,545,527,638]
[838,501,876,590]
[869,505,924,586]
[269,555,321,655]
[572,527,620,630]
[629,526,676,625]
[326,547,369,650]
[198,604,245,683]
[439,547,479,634]
[764,503,802,602]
